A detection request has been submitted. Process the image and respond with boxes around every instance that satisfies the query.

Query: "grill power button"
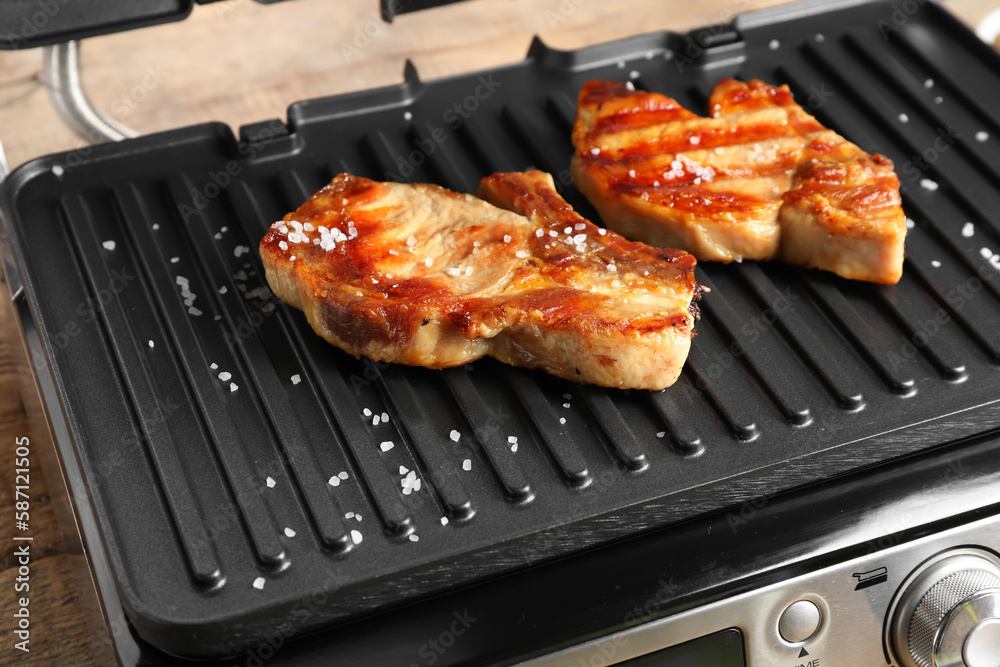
[891,551,1000,667]
[778,599,822,644]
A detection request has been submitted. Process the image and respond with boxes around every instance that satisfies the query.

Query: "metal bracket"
[41,40,138,145]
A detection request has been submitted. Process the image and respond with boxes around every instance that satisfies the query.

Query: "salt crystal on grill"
[898,113,909,123]
[214,233,222,240]
[345,512,355,519]
[450,430,461,442]
[924,79,934,88]
[373,415,381,425]
[462,459,471,471]
[266,476,276,488]
[563,393,572,399]
[219,371,231,381]
[153,224,160,230]
[409,534,420,542]
[563,403,570,408]
[219,286,228,294]
[363,408,372,416]
[230,383,238,392]
[508,435,518,444]
[404,111,413,121]
[656,431,666,438]
[234,245,250,257]
[934,96,943,104]
[253,577,265,590]
[440,517,449,526]
[920,179,939,191]
[976,131,990,142]
[931,260,941,268]
[769,39,779,50]
[351,530,363,545]
[906,218,915,229]
[559,417,566,425]
[188,307,202,316]
[338,471,348,480]
[629,70,640,79]
[399,466,409,475]
[211,363,218,369]
[328,476,341,487]
[381,412,389,422]
[170,257,179,264]
[963,222,975,238]
[102,240,116,251]
[380,441,394,452]
[980,247,994,259]
[148,340,155,348]
[511,443,518,452]
[291,374,301,385]
[284,527,296,538]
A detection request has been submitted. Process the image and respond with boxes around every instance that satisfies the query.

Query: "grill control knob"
[892,552,1000,667]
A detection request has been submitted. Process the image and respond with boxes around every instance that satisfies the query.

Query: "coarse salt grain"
[399,466,409,474]
[381,412,388,422]
[373,415,381,425]
[188,307,202,316]
[563,402,571,408]
[230,383,238,392]
[380,441,394,452]
[102,240,116,251]
[328,476,341,487]
[980,247,993,259]
[440,517,449,526]
[351,530,363,545]
[450,430,461,442]
[219,371,232,381]
[590,147,601,156]
[920,179,939,191]
[266,476,276,488]
[462,459,471,471]
[508,436,517,444]
[906,218,915,229]
[338,471,348,480]
[148,340,155,348]
[152,224,160,230]
[503,234,512,243]
[931,260,942,268]
[690,136,700,145]
[768,39,780,50]
[409,534,419,542]
[219,286,227,294]
[559,417,566,425]
[291,374,301,385]
[629,70,640,79]
[898,113,909,123]
[404,111,413,121]
[424,257,433,267]
[924,78,934,88]
[511,443,517,452]
[284,527,296,538]
[976,131,990,142]
[656,431,666,438]
[516,250,528,258]
[962,222,975,238]
[253,577,265,590]
[234,245,250,257]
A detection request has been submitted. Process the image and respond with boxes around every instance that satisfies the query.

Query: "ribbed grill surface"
[4,0,1000,657]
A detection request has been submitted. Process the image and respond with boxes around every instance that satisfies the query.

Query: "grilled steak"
[260,171,700,390]
[571,78,907,284]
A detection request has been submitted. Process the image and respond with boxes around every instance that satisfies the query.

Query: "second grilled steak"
[260,171,700,390]
[571,78,907,284]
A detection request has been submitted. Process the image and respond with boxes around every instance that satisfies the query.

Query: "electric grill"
[3,0,1000,664]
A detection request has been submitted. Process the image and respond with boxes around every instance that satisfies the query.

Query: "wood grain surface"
[0,0,995,664]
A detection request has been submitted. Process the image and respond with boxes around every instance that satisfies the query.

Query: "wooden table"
[0,0,996,663]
